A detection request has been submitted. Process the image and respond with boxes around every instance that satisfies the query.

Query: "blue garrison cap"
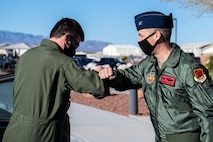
[134,11,173,31]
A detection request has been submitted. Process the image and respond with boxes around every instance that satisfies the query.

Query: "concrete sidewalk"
[69,103,155,142]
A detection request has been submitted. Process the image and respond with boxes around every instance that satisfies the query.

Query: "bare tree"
[160,0,213,14]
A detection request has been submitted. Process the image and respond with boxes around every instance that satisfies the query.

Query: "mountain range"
[0,31,111,53]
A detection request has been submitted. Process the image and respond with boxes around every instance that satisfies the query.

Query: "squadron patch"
[146,72,155,84]
[193,68,207,83]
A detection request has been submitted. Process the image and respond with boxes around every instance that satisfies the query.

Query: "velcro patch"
[146,72,155,84]
[193,68,207,83]
[161,75,175,86]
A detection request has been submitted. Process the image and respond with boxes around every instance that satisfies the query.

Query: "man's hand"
[92,65,103,72]
[98,67,116,80]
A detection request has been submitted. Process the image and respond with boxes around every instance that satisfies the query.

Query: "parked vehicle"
[96,57,125,69]
[0,74,13,141]
[0,102,12,142]
[0,56,16,69]
[74,56,95,66]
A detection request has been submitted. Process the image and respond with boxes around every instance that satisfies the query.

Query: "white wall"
[103,44,143,56]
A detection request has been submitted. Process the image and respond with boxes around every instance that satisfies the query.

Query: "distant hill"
[0,31,111,53]
[0,31,45,47]
[77,40,111,53]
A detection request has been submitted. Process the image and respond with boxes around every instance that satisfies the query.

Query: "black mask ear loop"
[138,31,156,56]
[145,31,156,40]
[65,35,71,45]
[154,31,164,46]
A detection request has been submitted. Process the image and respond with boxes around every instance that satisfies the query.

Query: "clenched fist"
[98,67,116,80]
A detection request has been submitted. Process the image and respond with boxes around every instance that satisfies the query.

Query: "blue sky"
[1,0,213,46]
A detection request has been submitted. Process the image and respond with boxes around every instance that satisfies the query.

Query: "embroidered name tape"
[161,75,175,86]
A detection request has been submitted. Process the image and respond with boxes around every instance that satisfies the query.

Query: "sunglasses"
[69,36,79,48]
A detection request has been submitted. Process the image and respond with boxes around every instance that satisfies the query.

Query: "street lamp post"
[173,18,177,43]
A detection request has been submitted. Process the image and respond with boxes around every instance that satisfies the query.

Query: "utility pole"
[173,18,177,43]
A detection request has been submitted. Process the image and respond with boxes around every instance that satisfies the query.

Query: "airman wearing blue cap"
[99,11,213,142]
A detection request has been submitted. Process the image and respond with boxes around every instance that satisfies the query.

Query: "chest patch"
[193,68,207,83]
[146,72,155,84]
[161,75,175,86]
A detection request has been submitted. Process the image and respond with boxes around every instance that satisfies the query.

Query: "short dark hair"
[155,28,172,42]
[50,18,84,41]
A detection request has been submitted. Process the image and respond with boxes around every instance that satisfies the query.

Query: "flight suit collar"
[166,43,181,67]
[149,43,181,67]
[40,39,62,52]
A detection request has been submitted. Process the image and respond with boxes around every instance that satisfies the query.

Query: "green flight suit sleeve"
[64,60,109,99]
[109,61,144,91]
[184,64,213,141]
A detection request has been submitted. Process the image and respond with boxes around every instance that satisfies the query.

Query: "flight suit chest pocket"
[158,74,191,112]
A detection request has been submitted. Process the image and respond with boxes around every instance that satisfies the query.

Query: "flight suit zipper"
[154,65,166,141]
[154,66,161,139]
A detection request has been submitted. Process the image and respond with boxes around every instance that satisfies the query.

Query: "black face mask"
[138,32,156,56]
[64,44,76,57]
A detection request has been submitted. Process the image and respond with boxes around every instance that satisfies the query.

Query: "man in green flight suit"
[98,11,213,142]
[3,18,109,142]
